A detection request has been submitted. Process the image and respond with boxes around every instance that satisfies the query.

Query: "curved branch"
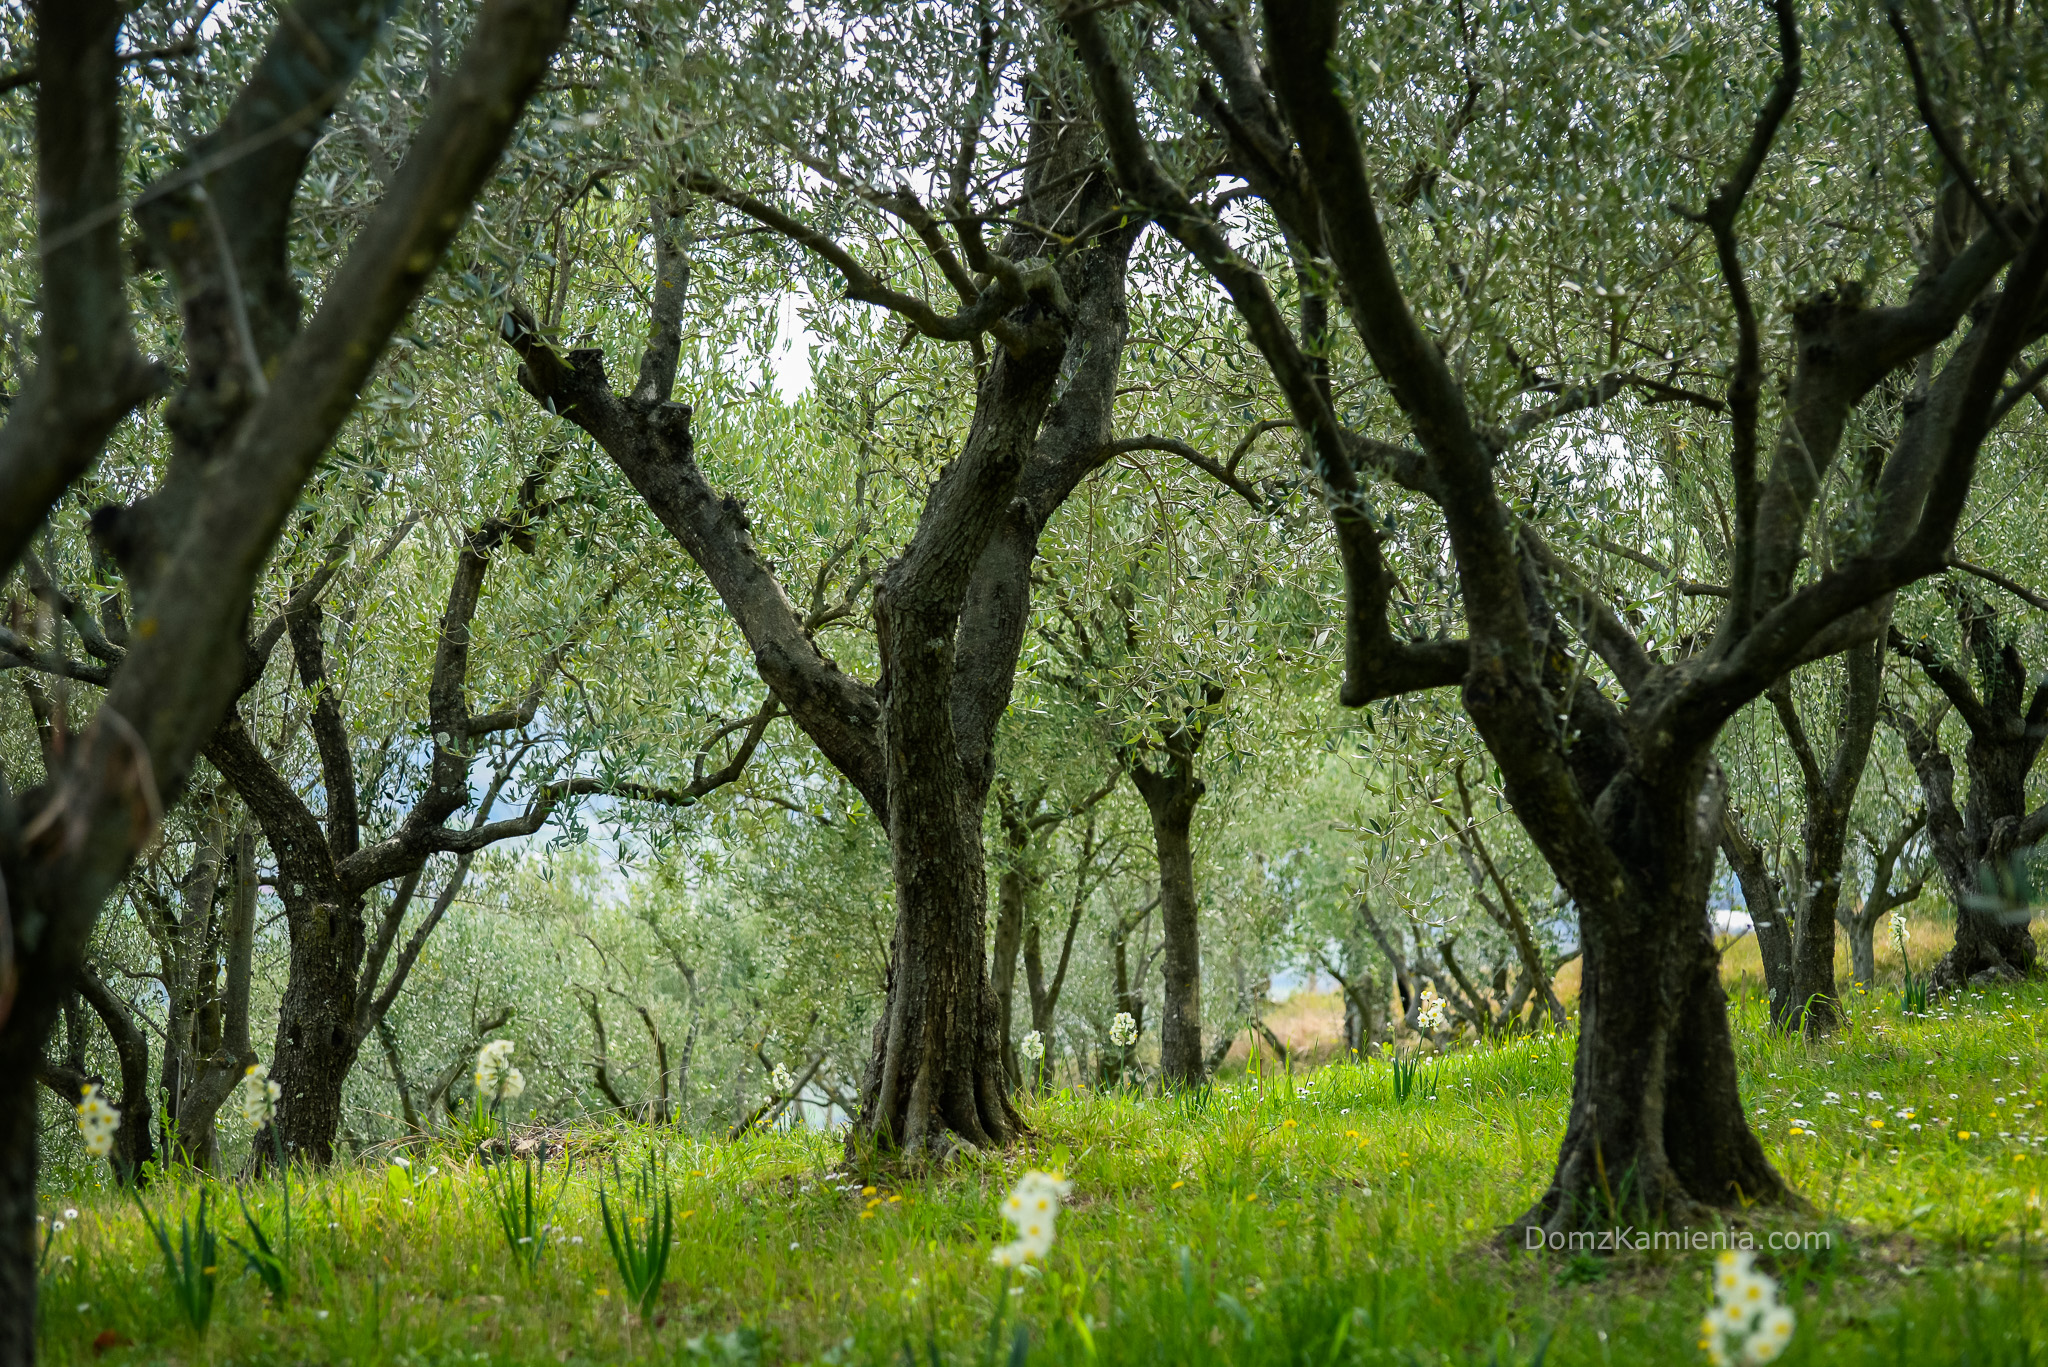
[1950,557,2048,612]
[1676,0,1801,632]
[682,169,1042,351]
[1885,5,2024,250]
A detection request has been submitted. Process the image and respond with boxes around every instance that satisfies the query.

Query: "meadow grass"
[35,977,2048,1365]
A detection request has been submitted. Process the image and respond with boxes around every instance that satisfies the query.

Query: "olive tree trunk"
[1519,766,1789,1228]
[0,0,572,1352]
[1129,759,1206,1087]
[1891,584,2047,991]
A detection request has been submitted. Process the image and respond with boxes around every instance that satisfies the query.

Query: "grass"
[35,976,2048,1365]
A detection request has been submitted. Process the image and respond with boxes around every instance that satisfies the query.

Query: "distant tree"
[1889,574,2048,988]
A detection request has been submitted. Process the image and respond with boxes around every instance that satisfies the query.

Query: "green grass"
[36,982,2048,1365]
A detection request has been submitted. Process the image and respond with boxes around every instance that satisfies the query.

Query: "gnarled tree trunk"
[1768,627,1888,1035]
[990,836,1030,1084]
[1518,767,1791,1232]
[1891,582,2046,992]
[855,335,1064,1156]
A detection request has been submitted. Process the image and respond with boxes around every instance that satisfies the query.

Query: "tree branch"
[0,0,163,582]
[1885,4,2024,250]
[1677,0,1801,633]
[1950,558,2048,612]
[681,169,1047,352]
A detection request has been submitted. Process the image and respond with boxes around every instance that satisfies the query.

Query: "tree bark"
[989,795,1035,1084]
[1517,767,1792,1230]
[1130,756,1206,1088]
[1765,627,1887,1035]
[261,892,370,1164]
[0,1052,40,1367]
[1720,809,1791,1011]
[1837,810,1926,989]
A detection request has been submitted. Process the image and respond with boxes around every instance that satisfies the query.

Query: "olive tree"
[0,0,573,1356]
[501,2,1172,1157]
[1067,0,2047,1233]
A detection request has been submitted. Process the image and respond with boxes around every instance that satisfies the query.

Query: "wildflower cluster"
[1019,1031,1045,1062]
[771,1064,795,1095]
[238,1062,281,1128]
[1109,1012,1138,1047]
[76,1083,120,1157]
[1700,1250,1794,1365]
[989,1170,1071,1268]
[474,1040,525,1106]
[1417,988,1449,1032]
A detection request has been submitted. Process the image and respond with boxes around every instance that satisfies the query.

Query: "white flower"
[772,1064,795,1094]
[1701,1249,1794,1365]
[1417,989,1449,1032]
[474,1040,522,1105]
[238,1062,282,1128]
[1109,1012,1138,1048]
[990,1170,1072,1267]
[75,1083,121,1158]
[1019,1031,1045,1062]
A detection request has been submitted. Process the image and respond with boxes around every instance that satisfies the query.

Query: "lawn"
[35,978,2048,1366]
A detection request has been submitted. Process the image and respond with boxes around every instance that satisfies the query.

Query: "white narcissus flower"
[771,1064,795,1094]
[990,1170,1073,1267]
[474,1039,523,1105]
[1109,1013,1138,1047]
[1417,989,1449,1032]
[473,1041,512,1106]
[75,1083,121,1158]
[1019,1031,1045,1062]
[1699,1249,1794,1365]
[238,1062,282,1128]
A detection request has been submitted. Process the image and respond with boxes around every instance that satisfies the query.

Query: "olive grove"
[1,0,2045,1359]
